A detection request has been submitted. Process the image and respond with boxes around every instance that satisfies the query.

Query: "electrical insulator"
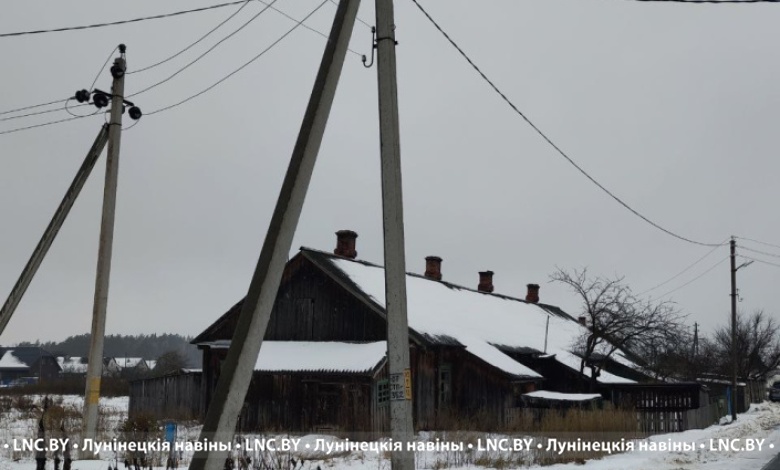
[128,106,142,120]
[110,64,125,79]
[93,93,109,109]
[74,89,90,103]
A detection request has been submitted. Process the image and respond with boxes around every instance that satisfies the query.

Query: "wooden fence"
[128,371,202,421]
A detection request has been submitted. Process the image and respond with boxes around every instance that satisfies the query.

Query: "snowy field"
[0,395,779,469]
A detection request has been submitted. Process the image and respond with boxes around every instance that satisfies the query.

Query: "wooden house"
[175,230,648,434]
[0,347,61,384]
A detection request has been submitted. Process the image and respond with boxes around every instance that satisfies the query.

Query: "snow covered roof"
[524,391,602,401]
[114,357,146,369]
[0,350,29,369]
[57,356,88,374]
[318,251,636,384]
[198,341,387,375]
[253,341,387,375]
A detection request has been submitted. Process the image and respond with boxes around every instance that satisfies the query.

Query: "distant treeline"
[15,333,201,368]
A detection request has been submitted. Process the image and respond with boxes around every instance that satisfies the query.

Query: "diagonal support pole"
[0,124,109,336]
[188,2,360,470]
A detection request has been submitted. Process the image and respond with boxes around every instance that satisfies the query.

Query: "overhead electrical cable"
[636,240,727,296]
[738,254,780,269]
[127,0,281,99]
[0,99,65,117]
[0,0,331,136]
[735,236,780,251]
[0,115,92,136]
[0,1,255,38]
[655,257,729,299]
[128,1,252,75]
[327,0,372,28]
[147,0,329,116]
[739,245,780,259]
[409,0,725,248]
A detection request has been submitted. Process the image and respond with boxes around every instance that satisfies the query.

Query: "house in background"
[113,357,151,376]
[0,347,60,384]
[56,356,89,376]
[170,230,653,435]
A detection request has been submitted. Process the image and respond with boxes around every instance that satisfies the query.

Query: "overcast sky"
[0,0,778,345]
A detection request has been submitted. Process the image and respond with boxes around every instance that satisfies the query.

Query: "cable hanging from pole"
[125,0,281,99]
[410,0,725,248]
[0,1,254,38]
[146,0,330,116]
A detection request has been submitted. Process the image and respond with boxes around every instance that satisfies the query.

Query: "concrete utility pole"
[0,125,109,336]
[728,238,752,422]
[374,0,415,468]
[730,237,737,422]
[188,2,359,470]
[82,54,126,453]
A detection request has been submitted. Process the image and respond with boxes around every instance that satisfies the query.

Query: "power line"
[129,0,360,78]
[327,0,372,28]
[89,46,120,91]
[636,240,726,296]
[127,0,281,99]
[0,0,360,120]
[272,1,362,56]
[147,0,329,116]
[409,0,725,248]
[128,1,252,75]
[656,256,729,299]
[0,115,93,136]
[1,46,116,123]
[735,236,780,251]
[0,0,331,136]
[739,245,780,259]
[0,1,254,38]
[0,99,65,118]
[739,254,780,269]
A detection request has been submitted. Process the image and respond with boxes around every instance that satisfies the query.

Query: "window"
[438,364,452,406]
[377,379,389,407]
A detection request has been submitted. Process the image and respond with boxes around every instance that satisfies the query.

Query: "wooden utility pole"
[82,54,126,452]
[188,3,359,470]
[730,237,737,422]
[0,125,109,336]
[374,0,414,468]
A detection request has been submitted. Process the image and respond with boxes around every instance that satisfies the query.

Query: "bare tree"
[152,350,190,377]
[551,268,686,390]
[710,310,780,381]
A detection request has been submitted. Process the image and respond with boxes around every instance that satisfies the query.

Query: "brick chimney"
[578,316,588,326]
[526,284,540,303]
[424,256,442,281]
[334,230,358,259]
[478,271,494,293]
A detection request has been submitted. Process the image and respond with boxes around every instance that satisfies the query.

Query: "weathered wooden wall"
[129,372,202,420]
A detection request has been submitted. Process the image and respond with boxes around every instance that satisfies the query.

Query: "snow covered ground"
[1,395,780,469]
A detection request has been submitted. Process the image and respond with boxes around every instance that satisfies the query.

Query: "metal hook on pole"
[361,26,376,68]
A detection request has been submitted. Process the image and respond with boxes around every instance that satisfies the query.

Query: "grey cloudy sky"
[0,0,778,344]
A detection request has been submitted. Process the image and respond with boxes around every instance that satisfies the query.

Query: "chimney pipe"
[424,256,442,281]
[526,284,540,303]
[478,271,494,293]
[334,230,358,259]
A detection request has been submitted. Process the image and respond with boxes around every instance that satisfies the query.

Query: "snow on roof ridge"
[323,255,638,383]
[301,246,544,306]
